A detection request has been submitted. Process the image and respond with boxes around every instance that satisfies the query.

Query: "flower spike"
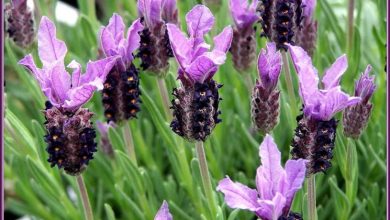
[19,17,117,175]
[288,44,361,175]
[167,5,233,142]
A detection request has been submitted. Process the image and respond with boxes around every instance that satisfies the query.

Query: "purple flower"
[99,13,144,72]
[288,44,361,121]
[96,121,116,157]
[354,65,376,104]
[217,135,307,220]
[19,16,117,112]
[229,0,259,29]
[154,201,173,220]
[167,4,233,85]
[256,42,282,96]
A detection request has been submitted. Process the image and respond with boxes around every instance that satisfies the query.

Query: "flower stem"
[195,141,217,218]
[76,175,94,220]
[307,175,317,220]
[123,122,137,165]
[157,77,172,120]
[347,0,355,52]
[282,52,297,116]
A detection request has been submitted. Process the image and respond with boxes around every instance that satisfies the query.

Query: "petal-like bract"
[154,201,173,220]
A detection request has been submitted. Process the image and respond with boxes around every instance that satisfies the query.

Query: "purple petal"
[217,177,259,211]
[256,192,286,220]
[213,26,233,53]
[229,0,259,29]
[355,65,376,103]
[283,159,307,209]
[322,54,348,89]
[68,60,81,88]
[319,87,361,120]
[50,61,71,104]
[166,23,192,69]
[287,44,319,107]
[186,5,214,39]
[161,0,178,23]
[38,16,67,67]
[125,18,144,62]
[256,135,284,198]
[257,42,282,93]
[64,84,97,110]
[100,27,118,57]
[81,56,118,86]
[184,51,226,82]
[154,201,173,220]
[18,54,45,84]
[106,13,125,44]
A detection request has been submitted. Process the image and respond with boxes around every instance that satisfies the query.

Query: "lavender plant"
[296,0,318,56]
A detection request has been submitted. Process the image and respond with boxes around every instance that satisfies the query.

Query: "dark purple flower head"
[257,42,282,96]
[217,135,307,220]
[138,0,178,28]
[100,13,144,72]
[288,44,361,121]
[167,5,233,85]
[154,201,173,220]
[355,65,376,104]
[229,0,259,29]
[19,16,117,112]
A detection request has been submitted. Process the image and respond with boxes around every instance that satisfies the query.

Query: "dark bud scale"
[257,0,303,50]
[170,81,222,142]
[343,102,372,139]
[44,102,96,175]
[102,64,141,123]
[251,85,280,133]
[296,20,318,56]
[230,26,257,72]
[5,0,35,48]
[278,212,303,220]
[291,113,338,175]
[137,18,173,76]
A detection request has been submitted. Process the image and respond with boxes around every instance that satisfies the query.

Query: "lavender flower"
[19,17,117,175]
[251,43,282,133]
[288,44,361,175]
[96,121,116,157]
[99,14,144,122]
[155,201,173,220]
[167,5,233,141]
[217,135,306,220]
[5,0,35,48]
[137,0,178,75]
[229,0,259,72]
[257,0,303,50]
[296,0,318,56]
[343,65,376,138]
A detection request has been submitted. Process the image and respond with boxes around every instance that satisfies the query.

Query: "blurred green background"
[4,0,387,219]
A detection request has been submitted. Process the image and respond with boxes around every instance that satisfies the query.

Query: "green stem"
[282,52,297,116]
[76,175,94,220]
[347,0,355,52]
[157,77,172,120]
[123,122,137,165]
[307,175,317,220]
[195,141,217,218]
